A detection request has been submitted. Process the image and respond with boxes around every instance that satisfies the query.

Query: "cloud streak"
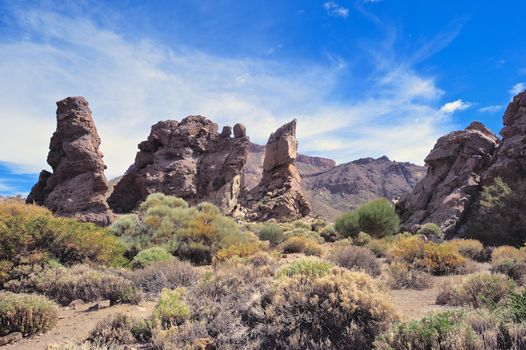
[0,5,460,186]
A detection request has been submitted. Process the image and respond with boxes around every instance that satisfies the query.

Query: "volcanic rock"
[397,122,499,236]
[483,90,526,184]
[108,116,249,214]
[26,97,113,226]
[243,119,311,220]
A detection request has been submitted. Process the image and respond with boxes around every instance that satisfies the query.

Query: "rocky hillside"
[246,143,425,220]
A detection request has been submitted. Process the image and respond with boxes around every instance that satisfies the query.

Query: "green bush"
[0,291,58,336]
[416,223,444,242]
[375,311,464,350]
[335,198,399,239]
[507,289,526,323]
[131,247,173,269]
[276,258,334,280]
[467,177,526,246]
[153,288,190,328]
[0,199,126,285]
[258,224,284,246]
[5,264,141,306]
[353,231,372,246]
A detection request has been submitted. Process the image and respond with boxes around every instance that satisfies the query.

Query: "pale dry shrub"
[133,258,200,296]
[87,313,141,345]
[385,261,432,290]
[445,239,484,260]
[328,245,381,276]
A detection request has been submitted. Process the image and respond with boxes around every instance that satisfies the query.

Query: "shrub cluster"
[5,264,141,306]
[385,261,432,290]
[0,292,58,336]
[0,199,125,285]
[257,224,284,246]
[335,198,399,239]
[280,236,322,256]
[490,246,526,283]
[110,194,256,265]
[416,223,444,242]
[131,247,172,269]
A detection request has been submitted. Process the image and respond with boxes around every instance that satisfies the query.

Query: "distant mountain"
[246,143,426,220]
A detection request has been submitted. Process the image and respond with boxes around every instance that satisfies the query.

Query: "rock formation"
[397,122,499,235]
[26,97,114,226]
[483,90,526,184]
[108,116,249,215]
[243,120,311,221]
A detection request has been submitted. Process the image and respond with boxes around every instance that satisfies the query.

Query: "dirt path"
[3,301,156,350]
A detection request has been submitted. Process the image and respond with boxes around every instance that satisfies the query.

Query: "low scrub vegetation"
[385,261,432,290]
[0,291,58,336]
[416,223,444,242]
[87,312,147,345]
[257,223,284,246]
[491,246,526,283]
[131,247,173,269]
[0,199,126,285]
[276,258,334,280]
[328,245,381,276]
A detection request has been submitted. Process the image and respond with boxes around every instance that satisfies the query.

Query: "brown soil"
[3,301,156,350]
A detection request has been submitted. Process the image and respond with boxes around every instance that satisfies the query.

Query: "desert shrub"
[311,219,328,232]
[466,177,526,246]
[49,343,125,350]
[417,223,444,242]
[491,246,526,283]
[375,311,464,350]
[131,247,173,269]
[328,245,381,276]
[292,219,311,230]
[319,224,338,242]
[335,211,360,238]
[444,239,484,260]
[367,237,393,257]
[276,258,334,280]
[132,258,200,296]
[436,273,516,308]
[388,235,466,275]
[385,262,432,290]
[353,231,372,246]
[0,291,58,336]
[258,224,284,246]
[139,193,189,211]
[283,227,322,243]
[262,270,399,349]
[281,236,308,253]
[303,240,323,257]
[0,199,126,284]
[506,289,526,323]
[246,251,276,268]
[153,288,190,328]
[214,241,266,262]
[5,264,141,306]
[87,313,144,345]
[355,198,400,238]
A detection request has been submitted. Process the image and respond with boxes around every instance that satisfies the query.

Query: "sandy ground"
[3,301,156,350]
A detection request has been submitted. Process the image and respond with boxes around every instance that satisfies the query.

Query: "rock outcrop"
[243,120,311,220]
[108,116,249,215]
[483,91,526,184]
[397,122,499,235]
[26,97,114,226]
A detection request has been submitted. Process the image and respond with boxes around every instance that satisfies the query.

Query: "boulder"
[26,97,113,226]
[397,122,499,236]
[108,116,249,215]
[243,119,311,221]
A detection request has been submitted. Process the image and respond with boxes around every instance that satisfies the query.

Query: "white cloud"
[323,2,349,18]
[439,99,471,114]
[0,7,457,180]
[478,105,503,113]
[510,83,526,96]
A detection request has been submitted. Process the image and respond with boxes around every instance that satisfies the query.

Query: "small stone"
[0,332,22,346]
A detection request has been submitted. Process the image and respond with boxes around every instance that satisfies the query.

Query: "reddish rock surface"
[108,116,249,215]
[397,122,499,235]
[26,97,114,226]
[243,120,311,221]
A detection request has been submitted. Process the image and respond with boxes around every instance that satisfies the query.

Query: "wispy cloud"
[510,82,526,96]
[478,105,503,113]
[323,2,349,18]
[0,4,460,183]
[439,99,471,114]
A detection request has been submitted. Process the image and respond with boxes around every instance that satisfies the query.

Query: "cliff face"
[243,120,311,221]
[26,97,114,226]
[108,116,249,215]
[397,122,499,235]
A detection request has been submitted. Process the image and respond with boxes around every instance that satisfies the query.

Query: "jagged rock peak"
[26,96,114,226]
[397,121,498,236]
[483,89,526,183]
[108,116,249,215]
[243,119,311,221]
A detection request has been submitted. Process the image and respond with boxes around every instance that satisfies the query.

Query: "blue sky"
[1,0,525,196]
